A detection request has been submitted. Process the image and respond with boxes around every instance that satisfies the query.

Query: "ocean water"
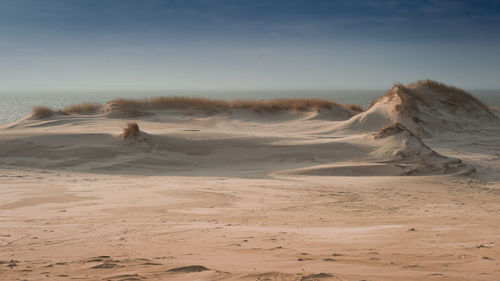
[0,89,499,125]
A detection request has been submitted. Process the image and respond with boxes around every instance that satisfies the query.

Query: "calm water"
[0,89,499,125]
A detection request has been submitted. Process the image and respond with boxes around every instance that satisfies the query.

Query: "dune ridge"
[29,97,363,119]
[338,80,499,137]
[370,80,494,116]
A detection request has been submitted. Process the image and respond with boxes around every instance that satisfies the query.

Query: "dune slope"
[336,80,499,137]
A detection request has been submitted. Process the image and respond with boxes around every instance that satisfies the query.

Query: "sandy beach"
[1,81,500,281]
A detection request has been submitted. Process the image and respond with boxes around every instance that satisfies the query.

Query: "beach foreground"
[1,81,500,280]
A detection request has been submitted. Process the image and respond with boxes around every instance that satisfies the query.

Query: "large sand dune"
[1,80,500,280]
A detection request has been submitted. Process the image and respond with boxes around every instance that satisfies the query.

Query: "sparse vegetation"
[30,103,102,119]
[374,123,414,138]
[122,122,140,139]
[344,104,364,112]
[410,79,493,113]
[31,106,55,119]
[62,102,102,115]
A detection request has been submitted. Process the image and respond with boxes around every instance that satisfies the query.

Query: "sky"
[1,0,500,91]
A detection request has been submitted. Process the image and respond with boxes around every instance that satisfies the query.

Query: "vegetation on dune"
[408,79,493,114]
[110,96,363,114]
[62,102,102,115]
[374,123,418,139]
[31,106,55,119]
[31,103,102,119]
[369,79,495,117]
[30,97,363,119]
[230,98,362,113]
[110,97,230,116]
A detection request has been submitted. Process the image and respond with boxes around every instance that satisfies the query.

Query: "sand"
[1,83,500,280]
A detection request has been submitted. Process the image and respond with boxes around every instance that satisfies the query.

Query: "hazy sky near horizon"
[1,0,500,91]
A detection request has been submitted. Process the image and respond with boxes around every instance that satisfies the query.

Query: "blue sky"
[1,0,500,91]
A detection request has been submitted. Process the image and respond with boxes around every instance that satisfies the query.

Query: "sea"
[1,89,499,125]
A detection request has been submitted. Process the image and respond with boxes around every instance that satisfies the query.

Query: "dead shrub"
[122,122,140,139]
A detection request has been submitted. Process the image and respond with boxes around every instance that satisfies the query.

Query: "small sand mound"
[371,122,473,175]
[372,123,434,161]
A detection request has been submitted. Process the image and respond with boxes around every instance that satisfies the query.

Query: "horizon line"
[1,88,500,94]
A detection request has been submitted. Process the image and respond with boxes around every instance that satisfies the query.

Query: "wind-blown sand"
[1,81,500,281]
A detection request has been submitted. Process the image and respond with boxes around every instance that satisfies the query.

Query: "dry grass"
[122,122,140,139]
[110,97,230,116]
[369,79,494,117]
[30,103,102,119]
[409,79,492,113]
[62,103,102,115]
[368,82,431,115]
[109,97,363,115]
[31,106,55,119]
[374,123,413,138]
[344,104,364,112]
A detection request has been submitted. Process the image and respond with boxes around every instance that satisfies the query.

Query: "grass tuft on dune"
[122,122,140,139]
[31,106,56,119]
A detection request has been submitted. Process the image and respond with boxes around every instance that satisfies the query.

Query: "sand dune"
[335,80,499,137]
[1,80,500,280]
